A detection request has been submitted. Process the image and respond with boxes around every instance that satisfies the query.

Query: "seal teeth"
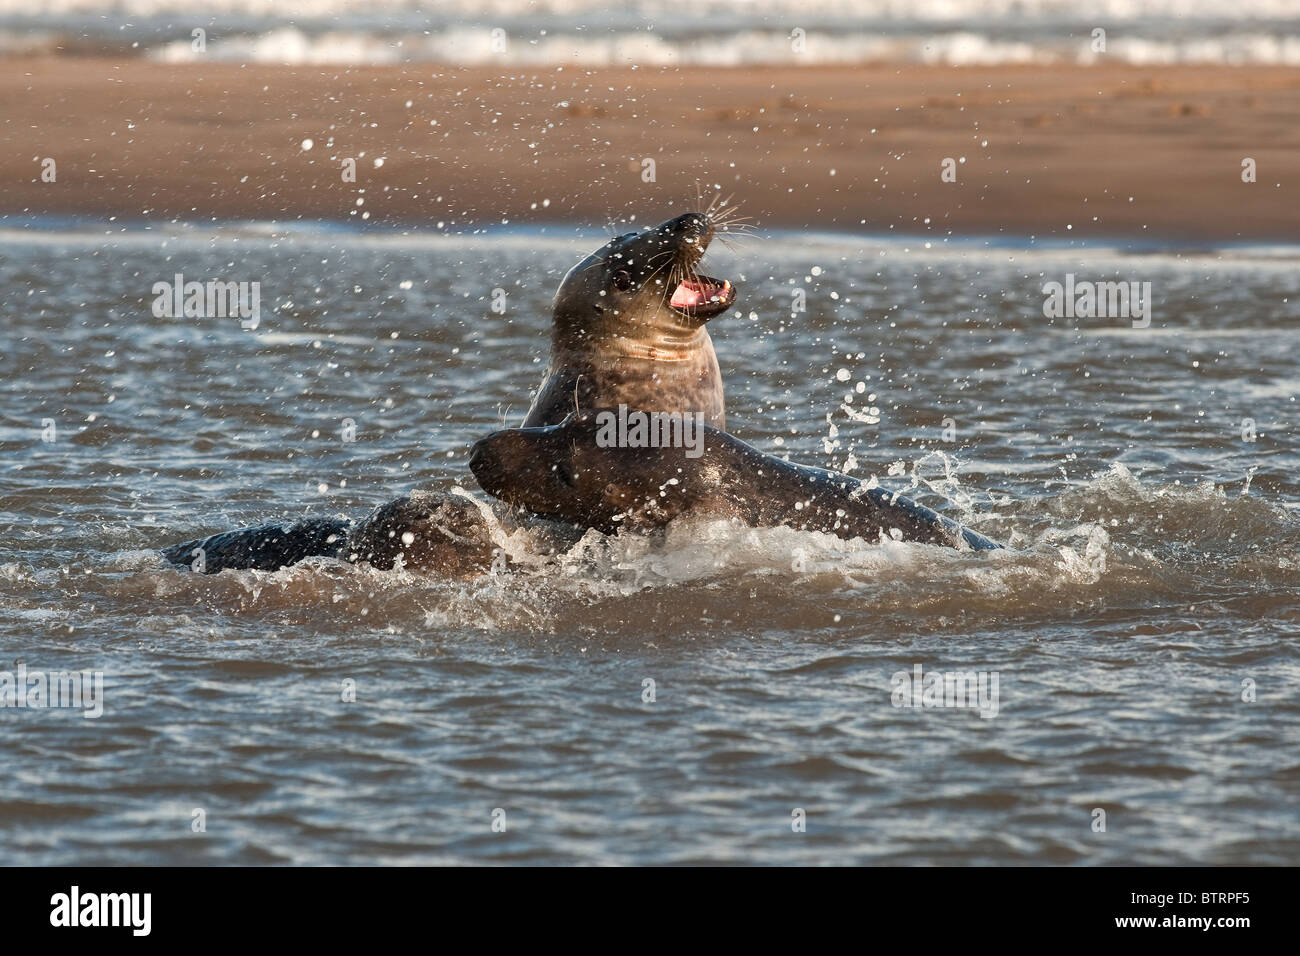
[670,275,734,311]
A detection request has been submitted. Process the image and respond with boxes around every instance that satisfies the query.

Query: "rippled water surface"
[1,225,1297,864]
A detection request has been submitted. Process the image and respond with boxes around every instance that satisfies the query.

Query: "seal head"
[161,491,501,576]
[523,212,736,429]
[343,491,499,575]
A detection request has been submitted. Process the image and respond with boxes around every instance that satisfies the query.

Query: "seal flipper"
[161,517,353,573]
[858,487,1003,552]
[709,429,1005,551]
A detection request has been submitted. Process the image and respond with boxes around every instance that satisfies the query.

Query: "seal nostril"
[468,440,496,486]
[666,212,706,237]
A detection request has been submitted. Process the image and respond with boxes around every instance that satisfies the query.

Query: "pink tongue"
[671,280,708,308]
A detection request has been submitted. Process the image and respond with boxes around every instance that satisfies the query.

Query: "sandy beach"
[3,57,1298,240]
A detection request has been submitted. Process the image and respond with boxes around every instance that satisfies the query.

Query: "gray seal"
[159,491,500,575]
[523,211,736,429]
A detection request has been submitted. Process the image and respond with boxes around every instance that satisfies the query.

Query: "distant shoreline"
[5,214,1300,257]
[4,58,1298,241]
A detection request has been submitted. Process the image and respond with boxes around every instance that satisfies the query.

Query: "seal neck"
[552,321,710,363]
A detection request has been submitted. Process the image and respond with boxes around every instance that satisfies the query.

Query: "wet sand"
[2,57,1299,239]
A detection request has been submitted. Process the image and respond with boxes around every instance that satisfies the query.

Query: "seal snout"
[646,212,734,322]
[468,433,505,497]
[470,426,560,503]
[663,212,714,248]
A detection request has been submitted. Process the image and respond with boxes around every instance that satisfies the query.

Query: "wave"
[0,27,1292,67]
[2,0,1299,66]
[1,0,1299,21]
[133,27,1300,67]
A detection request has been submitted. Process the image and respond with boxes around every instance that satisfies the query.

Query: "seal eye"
[553,461,577,488]
[612,269,633,292]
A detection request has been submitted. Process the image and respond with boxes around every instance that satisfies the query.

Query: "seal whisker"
[641,250,678,292]
[710,192,738,224]
[576,249,620,275]
[711,204,748,231]
[644,247,677,267]
[646,242,684,281]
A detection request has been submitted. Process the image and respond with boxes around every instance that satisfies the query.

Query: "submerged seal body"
[160,516,352,573]
[160,491,499,576]
[524,212,737,429]
[469,415,1002,552]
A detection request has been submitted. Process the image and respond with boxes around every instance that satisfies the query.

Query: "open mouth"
[669,274,735,320]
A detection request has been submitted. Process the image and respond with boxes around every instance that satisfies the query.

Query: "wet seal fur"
[470,415,1003,552]
[524,211,737,428]
[160,491,500,575]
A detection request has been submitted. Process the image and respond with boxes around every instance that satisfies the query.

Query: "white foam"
[141,27,1300,67]
[3,0,1299,21]
[3,0,1299,66]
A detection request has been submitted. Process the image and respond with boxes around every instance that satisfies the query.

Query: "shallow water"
[1,224,1298,864]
